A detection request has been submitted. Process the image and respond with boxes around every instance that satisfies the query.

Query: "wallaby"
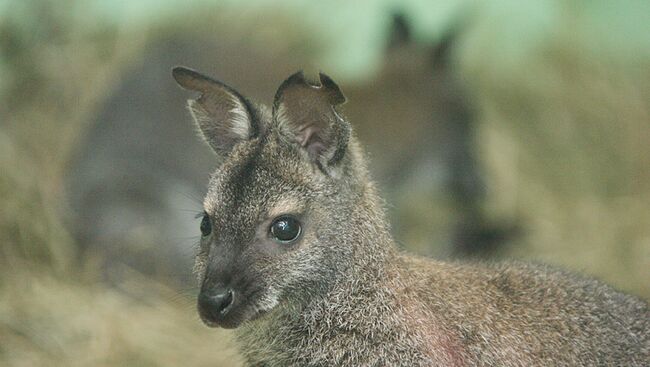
[172,67,649,366]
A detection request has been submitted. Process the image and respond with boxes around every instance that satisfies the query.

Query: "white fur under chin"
[255,289,280,313]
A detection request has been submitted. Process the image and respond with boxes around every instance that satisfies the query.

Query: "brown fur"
[173,67,649,366]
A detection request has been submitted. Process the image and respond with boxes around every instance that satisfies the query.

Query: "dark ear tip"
[319,72,346,105]
[172,66,192,78]
[273,70,306,103]
[285,70,308,85]
[172,65,188,75]
[172,66,196,88]
[390,12,410,35]
[273,70,346,107]
[387,11,411,48]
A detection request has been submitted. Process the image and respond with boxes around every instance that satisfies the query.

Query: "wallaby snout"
[198,287,235,328]
[198,255,249,328]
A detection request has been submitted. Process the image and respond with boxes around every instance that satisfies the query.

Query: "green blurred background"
[1,0,649,365]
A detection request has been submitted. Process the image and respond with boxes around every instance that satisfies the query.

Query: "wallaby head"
[172,67,381,329]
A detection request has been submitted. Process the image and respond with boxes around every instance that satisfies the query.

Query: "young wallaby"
[172,67,649,366]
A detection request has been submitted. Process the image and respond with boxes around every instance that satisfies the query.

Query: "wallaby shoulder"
[238,255,649,366]
[399,256,650,366]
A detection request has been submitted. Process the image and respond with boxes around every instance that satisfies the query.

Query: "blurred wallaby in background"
[346,14,515,258]
[66,13,505,287]
[173,67,649,366]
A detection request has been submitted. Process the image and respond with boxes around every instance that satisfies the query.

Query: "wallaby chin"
[200,305,272,330]
[174,68,649,366]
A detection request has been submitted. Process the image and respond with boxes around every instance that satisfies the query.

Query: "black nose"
[198,288,235,322]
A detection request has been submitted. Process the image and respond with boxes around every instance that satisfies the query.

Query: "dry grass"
[0,269,242,367]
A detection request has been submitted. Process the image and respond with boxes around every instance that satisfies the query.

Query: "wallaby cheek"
[281,247,336,299]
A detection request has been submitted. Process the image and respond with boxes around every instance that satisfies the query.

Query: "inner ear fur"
[272,71,350,169]
[172,66,258,157]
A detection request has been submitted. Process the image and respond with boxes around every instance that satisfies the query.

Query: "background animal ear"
[386,12,412,50]
[430,25,457,69]
[172,66,256,157]
[273,71,349,170]
[429,12,473,69]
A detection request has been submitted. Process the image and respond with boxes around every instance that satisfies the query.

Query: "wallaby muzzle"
[198,285,236,328]
[198,261,243,328]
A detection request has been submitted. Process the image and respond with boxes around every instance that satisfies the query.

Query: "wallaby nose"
[198,288,235,322]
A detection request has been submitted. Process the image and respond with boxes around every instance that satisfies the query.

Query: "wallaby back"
[173,67,649,366]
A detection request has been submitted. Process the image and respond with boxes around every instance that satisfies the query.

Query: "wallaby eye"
[270,216,301,244]
[200,213,212,237]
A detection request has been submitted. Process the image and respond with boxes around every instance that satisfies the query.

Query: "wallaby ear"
[172,66,257,157]
[430,11,473,69]
[430,28,456,69]
[273,71,349,170]
[387,12,412,50]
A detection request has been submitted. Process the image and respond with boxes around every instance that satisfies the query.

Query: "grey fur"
[174,68,649,366]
